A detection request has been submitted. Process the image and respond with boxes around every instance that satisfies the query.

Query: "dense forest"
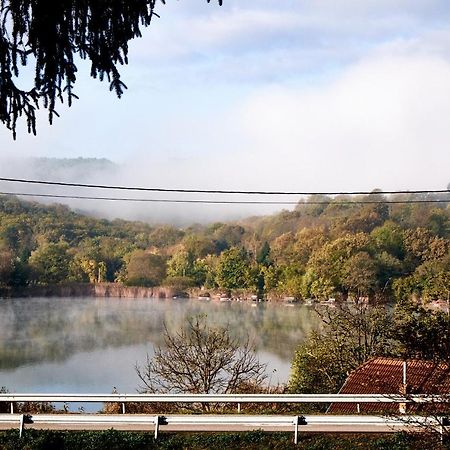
[0,192,449,302]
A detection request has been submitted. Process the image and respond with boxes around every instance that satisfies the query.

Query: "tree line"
[0,192,449,302]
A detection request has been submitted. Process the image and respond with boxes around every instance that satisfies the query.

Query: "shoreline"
[0,283,177,299]
[0,283,291,303]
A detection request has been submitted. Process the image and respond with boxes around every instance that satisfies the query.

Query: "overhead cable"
[0,177,449,196]
[0,191,449,205]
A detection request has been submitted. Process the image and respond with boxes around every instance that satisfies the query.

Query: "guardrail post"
[237,403,241,413]
[19,414,33,437]
[294,416,299,444]
[19,414,24,438]
[10,402,13,414]
[440,416,449,443]
[294,416,307,444]
[154,416,168,439]
[19,414,33,438]
[154,415,159,439]
[122,402,126,414]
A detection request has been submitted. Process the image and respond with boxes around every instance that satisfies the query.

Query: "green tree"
[28,241,72,284]
[392,301,450,362]
[166,248,208,287]
[167,249,194,279]
[125,250,166,287]
[0,246,13,286]
[289,304,392,395]
[256,241,272,267]
[149,226,184,248]
[212,224,246,252]
[427,208,449,238]
[403,228,449,264]
[289,331,355,396]
[273,263,305,298]
[199,254,219,289]
[70,237,134,283]
[260,265,280,292]
[292,227,328,266]
[370,222,405,259]
[270,232,296,266]
[375,251,403,292]
[393,256,450,302]
[215,247,252,290]
[182,235,217,258]
[341,251,378,298]
[303,233,373,299]
[340,200,389,235]
[0,216,34,261]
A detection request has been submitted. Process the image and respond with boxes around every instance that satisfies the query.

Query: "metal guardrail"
[2,394,449,443]
[0,414,305,441]
[0,413,446,444]
[1,393,448,403]
[2,393,448,415]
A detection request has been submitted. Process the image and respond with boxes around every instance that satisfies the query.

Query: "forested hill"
[31,157,116,180]
[0,157,117,182]
[0,192,449,302]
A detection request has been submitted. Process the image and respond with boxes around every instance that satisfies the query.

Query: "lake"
[0,297,320,399]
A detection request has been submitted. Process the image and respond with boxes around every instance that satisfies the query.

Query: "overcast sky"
[1,0,450,222]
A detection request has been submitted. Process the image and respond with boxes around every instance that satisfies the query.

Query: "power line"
[0,177,449,196]
[1,192,449,205]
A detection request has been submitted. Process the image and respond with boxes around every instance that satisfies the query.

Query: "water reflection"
[0,297,320,393]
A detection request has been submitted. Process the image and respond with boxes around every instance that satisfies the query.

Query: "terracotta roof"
[328,357,450,414]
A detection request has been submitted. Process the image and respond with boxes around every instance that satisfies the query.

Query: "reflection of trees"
[0,298,319,370]
[162,302,319,360]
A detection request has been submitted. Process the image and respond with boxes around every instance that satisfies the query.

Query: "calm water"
[0,297,320,397]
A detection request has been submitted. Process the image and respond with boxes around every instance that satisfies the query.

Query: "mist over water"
[0,297,320,397]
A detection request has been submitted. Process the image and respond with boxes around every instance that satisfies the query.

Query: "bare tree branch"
[136,315,267,411]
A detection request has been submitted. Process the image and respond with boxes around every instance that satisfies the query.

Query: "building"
[328,357,450,414]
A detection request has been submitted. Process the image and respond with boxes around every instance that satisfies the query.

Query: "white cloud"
[131,0,450,61]
[129,8,306,62]
[227,50,450,192]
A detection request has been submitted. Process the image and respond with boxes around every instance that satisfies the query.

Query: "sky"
[1,0,450,222]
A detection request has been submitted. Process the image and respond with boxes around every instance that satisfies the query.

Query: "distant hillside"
[0,191,449,303]
[0,156,261,224]
[29,157,117,182]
